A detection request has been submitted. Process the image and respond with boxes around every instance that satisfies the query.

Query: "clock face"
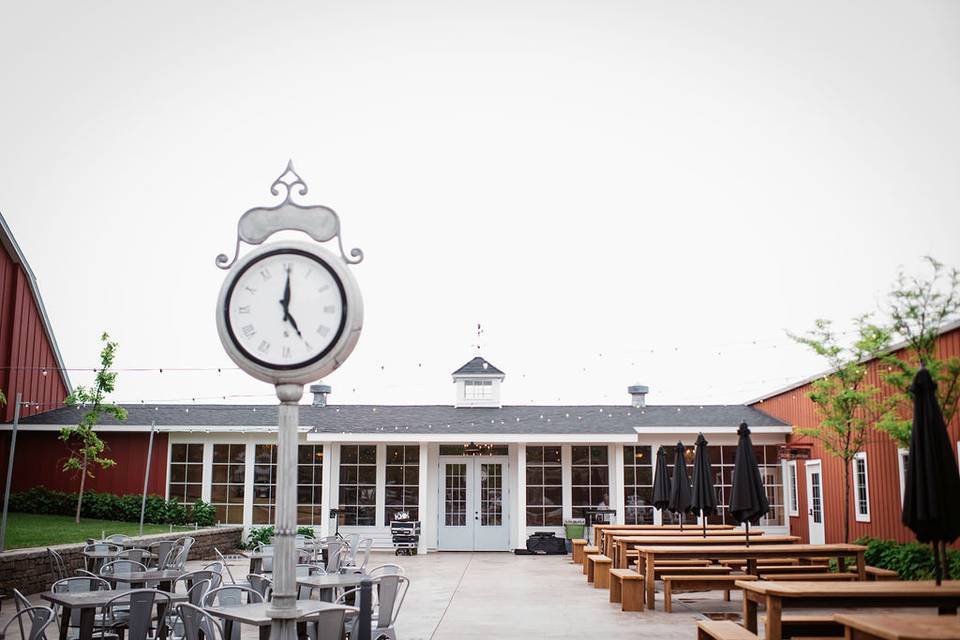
[223,248,347,370]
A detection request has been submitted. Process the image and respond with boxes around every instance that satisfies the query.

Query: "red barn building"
[749,320,960,546]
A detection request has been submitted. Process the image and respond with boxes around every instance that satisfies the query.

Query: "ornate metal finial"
[216,161,364,269]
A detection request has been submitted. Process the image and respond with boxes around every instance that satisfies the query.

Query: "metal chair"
[202,586,263,608]
[47,548,68,581]
[368,564,405,577]
[175,603,224,640]
[245,574,273,600]
[83,543,121,573]
[324,541,345,574]
[174,570,222,594]
[146,540,175,570]
[51,575,114,633]
[295,564,323,599]
[214,548,247,587]
[96,589,172,640]
[100,560,148,595]
[116,548,150,565]
[1,606,56,640]
[254,543,275,574]
[303,608,348,640]
[343,538,373,573]
[336,575,409,640]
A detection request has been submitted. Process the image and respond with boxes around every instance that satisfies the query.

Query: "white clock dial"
[224,249,347,369]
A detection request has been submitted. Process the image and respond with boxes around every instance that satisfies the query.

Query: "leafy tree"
[876,257,960,448]
[60,333,127,523]
[0,390,6,406]
[788,317,890,542]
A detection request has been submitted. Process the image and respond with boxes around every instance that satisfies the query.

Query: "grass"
[2,513,195,550]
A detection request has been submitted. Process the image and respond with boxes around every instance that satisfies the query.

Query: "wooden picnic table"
[102,569,183,592]
[592,523,734,545]
[738,580,960,640]
[636,543,864,609]
[40,589,186,640]
[204,600,357,640]
[833,613,960,640]
[614,535,799,569]
[601,528,764,556]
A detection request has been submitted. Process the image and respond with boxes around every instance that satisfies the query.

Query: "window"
[571,446,609,520]
[211,444,246,524]
[623,446,654,524]
[297,444,325,526]
[464,379,493,400]
[787,460,799,517]
[445,463,467,526]
[251,444,278,524]
[168,443,203,503]
[897,448,908,506]
[385,445,419,522]
[704,445,784,526]
[526,446,563,526]
[853,452,870,522]
[339,445,377,525]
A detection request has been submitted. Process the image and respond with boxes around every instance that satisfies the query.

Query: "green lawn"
[2,513,194,550]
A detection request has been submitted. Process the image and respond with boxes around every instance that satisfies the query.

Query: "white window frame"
[464,379,493,400]
[786,460,799,517]
[897,448,909,505]
[852,451,870,522]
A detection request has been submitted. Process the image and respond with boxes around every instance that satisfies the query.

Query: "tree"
[0,390,5,406]
[788,317,889,543]
[60,332,127,523]
[876,257,960,448]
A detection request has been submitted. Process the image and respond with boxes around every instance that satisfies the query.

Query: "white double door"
[437,456,510,551]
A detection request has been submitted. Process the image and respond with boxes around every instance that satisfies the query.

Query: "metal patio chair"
[245,574,273,601]
[47,548,68,582]
[201,587,263,640]
[146,540,175,570]
[1,606,56,640]
[335,574,409,640]
[175,603,224,640]
[96,589,172,640]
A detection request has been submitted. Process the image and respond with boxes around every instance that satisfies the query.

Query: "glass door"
[437,456,510,550]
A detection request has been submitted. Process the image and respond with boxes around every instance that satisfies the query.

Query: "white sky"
[2,1,959,408]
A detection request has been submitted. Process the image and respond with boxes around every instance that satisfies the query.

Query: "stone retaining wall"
[0,525,243,596]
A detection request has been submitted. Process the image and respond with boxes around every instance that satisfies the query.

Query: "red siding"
[752,327,960,545]
[0,431,169,497]
[0,243,70,421]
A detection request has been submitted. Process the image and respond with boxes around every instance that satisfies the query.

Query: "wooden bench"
[697,620,760,640]
[760,614,843,637]
[720,558,804,568]
[581,545,599,574]
[571,539,588,564]
[625,551,712,568]
[652,566,733,579]
[845,566,898,581]
[587,554,613,588]
[748,565,830,575]
[663,574,758,613]
[756,572,857,581]
[609,568,644,611]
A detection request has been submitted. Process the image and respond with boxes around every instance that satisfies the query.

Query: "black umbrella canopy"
[728,422,769,527]
[691,433,718,535]
[668,441,694,522]
[901,366,960,584]
[652,446,672,512]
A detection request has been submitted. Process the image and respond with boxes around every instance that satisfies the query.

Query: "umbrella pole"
[702,511,707,538]
[745,521,750,548]
[932,541,942,586]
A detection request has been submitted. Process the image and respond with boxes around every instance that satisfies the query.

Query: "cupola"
[451,356,505,408]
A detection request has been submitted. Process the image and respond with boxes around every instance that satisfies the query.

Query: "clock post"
[215,162,365,640]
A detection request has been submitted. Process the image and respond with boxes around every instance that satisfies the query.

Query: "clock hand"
[286,312,303,338]
[279,269,303,338]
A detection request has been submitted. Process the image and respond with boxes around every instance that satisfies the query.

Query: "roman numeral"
[242,325,256,337]
[282,346,292,359]
[304,268,313,279]
[317,285,330,293]
[259,268,272,281]
[317,325,330,337]
[304,341,313,350]
[257,340,270,353]
[238,306,250,314]
[323,305,335,314]
[245,286,257,294]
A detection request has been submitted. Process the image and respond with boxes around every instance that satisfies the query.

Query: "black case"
[525,532,567,555]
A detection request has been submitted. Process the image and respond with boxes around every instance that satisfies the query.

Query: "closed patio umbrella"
[728,422,768,546]
[652,446,672,518]
[691,433,717,538]
[668,441,693,531]
[901,366,960,585]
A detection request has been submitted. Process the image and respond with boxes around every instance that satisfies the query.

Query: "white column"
[375,443,387,528]
[424,444,439,551]
[319,442,332,538]
[561,445,573,521]
[417,443,429,553]
[327,444,341,534]
[612,444,625,525]
[242,441,255,529]
[514,444,526,548]
[201,442,213,503]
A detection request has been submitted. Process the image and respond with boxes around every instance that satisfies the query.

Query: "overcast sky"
[2,1,959,408]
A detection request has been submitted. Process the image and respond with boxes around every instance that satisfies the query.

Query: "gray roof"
[451,357,504,377]
[18,403,787,434]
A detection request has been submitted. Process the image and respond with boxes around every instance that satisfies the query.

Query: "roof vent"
[310,384,331,407]
[628,384,649,408]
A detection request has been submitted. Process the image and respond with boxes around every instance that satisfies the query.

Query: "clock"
[216,241,363,385]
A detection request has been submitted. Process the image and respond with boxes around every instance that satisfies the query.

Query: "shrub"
[244,525,316,549]
[7,486,212,527]
[855,536,960,580]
